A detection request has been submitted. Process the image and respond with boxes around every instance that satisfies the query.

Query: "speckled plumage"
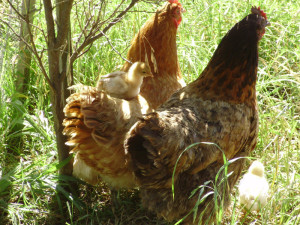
[125,7,269,224]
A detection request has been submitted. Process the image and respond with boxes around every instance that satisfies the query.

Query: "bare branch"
[100,0,126,28]
[94,0,105,26]
[0,17,54,91]
[100,31,132,64]
[25,23,55,91]
[6,0,25,20]
[70,0,140,64]
[76,43,93,59]
[74,3,86,49]
[30,23,48,42]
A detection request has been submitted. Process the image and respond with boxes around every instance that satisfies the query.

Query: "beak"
[180,6,186,13]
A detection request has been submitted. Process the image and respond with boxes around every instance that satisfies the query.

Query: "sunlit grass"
[0,0,299,224]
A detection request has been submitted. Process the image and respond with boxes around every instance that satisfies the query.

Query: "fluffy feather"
[97,62,153,100]
[239,160,269,212]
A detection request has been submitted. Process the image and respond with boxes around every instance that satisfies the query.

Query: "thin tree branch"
[0,17,54,91]
[73,0,126,59]
[6,0,25,20]
[25,22,55,91]
[70,0,139,64]
[94,0,105,26]
[76,43,92,59]
[99,0,126,29]
[2,11,47,42]
[100,31,132,64]
[74,3,86,49]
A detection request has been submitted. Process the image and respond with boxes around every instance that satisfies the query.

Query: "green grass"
[1,0,299,224]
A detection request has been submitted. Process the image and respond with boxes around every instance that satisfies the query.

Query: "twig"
[6,0,25,21]
[102,0,126,26]
[76,43,93,59]
[0,17,54,91]
[100,31,132,64]
[94,0,105,26]
[70,0,139,64]
[25,18,55,91]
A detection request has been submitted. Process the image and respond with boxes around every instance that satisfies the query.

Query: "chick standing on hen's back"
[239,160,269,212]
[125,6,270,224]
[97,62,153,100]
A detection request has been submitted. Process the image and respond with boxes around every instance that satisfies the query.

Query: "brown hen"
[125,7,270,224]
[63,0,185,187]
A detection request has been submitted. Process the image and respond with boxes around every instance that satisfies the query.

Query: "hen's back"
[63,85,151,188]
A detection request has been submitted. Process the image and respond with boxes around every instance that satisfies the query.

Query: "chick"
[239,160,269,212]
[97,62,153,100]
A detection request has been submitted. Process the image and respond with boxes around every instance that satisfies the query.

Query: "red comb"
[168,0,183,10]
[258,7,267,20]
[251,6,267,20]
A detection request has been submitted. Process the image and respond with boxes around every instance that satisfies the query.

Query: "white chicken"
[239,160,269,212]
[97,62,153,100]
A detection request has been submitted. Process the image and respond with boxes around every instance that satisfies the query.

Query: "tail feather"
[63,85,150,188]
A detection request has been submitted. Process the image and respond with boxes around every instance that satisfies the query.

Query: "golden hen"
[63,86,150,187]
[63,0,185,187]
[97,62,153,100]
[125,6,270,224]
[122,0,185,109]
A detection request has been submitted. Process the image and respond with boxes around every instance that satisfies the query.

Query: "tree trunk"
[16,0,36,93]
[45,0,74,175]
[48,50,73,175]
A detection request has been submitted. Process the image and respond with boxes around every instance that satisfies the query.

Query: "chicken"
[97,62,153,100]
[63,0,185,187]
[239,160,269,212]
[125,6,270,224]
[63,85,150,187]
[122,0,185,109]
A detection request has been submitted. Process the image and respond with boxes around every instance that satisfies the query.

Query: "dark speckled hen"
[125,6,270,224]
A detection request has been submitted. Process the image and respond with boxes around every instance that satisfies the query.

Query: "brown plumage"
[125,6,270,224]
[122,0,185,109]
[63,1,185,187]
